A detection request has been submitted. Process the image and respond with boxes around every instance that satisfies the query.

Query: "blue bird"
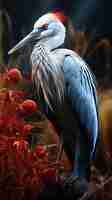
[8,11,98,191]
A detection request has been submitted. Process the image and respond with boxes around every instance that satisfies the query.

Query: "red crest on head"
[51,10,67,23]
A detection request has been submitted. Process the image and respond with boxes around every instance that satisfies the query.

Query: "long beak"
[8,31,36,55]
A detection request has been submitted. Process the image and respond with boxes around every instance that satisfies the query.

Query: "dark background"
[1,0,111,41]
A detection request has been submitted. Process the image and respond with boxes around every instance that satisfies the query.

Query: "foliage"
[0,66,63,200]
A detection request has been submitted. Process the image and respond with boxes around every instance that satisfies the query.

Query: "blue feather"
[63,55,98,178]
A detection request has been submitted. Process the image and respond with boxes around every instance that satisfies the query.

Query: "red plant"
[7,68,23,82]
[18,99,38,114]
[34,144,48,158]
[0,115,33,138]
[0,67,62,200]
[0,135,60,200]
[13,140,29,152]
[23,124,33,135]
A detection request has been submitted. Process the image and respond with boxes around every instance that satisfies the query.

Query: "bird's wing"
[62,55,98,153]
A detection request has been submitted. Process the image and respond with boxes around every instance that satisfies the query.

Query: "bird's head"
[8,11,67,54]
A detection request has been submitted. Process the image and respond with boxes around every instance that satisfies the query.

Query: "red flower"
[0,115,27,137]
[19,99,37,113]
[7,68,22,82]
[13,140,29,152]
[34,144,47,158]
[23,124,33,134]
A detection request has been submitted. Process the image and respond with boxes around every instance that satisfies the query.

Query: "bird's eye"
[38,24,48,32]
[42,24,48,30]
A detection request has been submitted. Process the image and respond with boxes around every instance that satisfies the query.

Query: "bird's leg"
[72,131,91,181]
[61,132,90,198]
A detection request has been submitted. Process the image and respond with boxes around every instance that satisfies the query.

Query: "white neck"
[39,30,65,51]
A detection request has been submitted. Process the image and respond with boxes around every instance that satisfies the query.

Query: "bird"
[8,11,98,192]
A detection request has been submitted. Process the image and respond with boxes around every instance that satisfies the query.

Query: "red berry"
[19,100,37,113]
[23,124,33,134]
[34,144,47,158]
[7,68,22,82]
